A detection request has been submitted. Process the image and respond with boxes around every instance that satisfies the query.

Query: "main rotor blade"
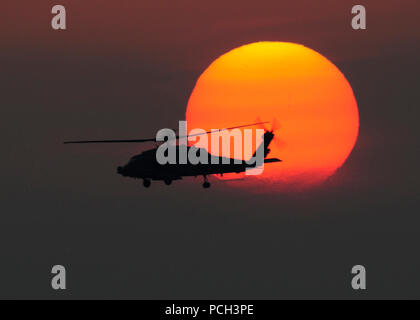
[63,121,269,144]
[255,117,269,131]
[174,121,270,140]
[63,138,156,144]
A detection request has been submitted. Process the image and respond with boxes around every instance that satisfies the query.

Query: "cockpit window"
[129,149,156,162]
[129,154,142,162]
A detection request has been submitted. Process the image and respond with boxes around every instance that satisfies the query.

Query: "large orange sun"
[186,42,359,190]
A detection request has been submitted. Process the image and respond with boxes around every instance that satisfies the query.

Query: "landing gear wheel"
[164,179,172,186]
[202,175,211,189]
[143,179,151,188]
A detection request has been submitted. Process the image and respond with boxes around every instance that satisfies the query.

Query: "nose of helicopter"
[117,166,125,176]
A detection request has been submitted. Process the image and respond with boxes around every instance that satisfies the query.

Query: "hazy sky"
[0,0,419,298]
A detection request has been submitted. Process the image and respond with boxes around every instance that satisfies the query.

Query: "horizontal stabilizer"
[264,158,282,163]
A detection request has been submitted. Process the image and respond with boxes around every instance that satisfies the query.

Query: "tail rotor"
[255,116,285,149]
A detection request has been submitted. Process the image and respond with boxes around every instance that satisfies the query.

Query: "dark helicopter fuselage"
[117,130,280,188]
[117,146,251,181]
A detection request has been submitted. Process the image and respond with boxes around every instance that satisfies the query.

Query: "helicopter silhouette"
[64,122,281,188]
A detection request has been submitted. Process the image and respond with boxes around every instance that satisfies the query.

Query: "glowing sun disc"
[186,42,359,191]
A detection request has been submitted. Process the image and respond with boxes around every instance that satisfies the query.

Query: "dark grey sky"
[0,0,419,299]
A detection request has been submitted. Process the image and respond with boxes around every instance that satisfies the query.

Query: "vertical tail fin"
[251,130,275,160]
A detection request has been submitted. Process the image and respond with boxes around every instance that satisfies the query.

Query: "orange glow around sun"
[186,42,359,190]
